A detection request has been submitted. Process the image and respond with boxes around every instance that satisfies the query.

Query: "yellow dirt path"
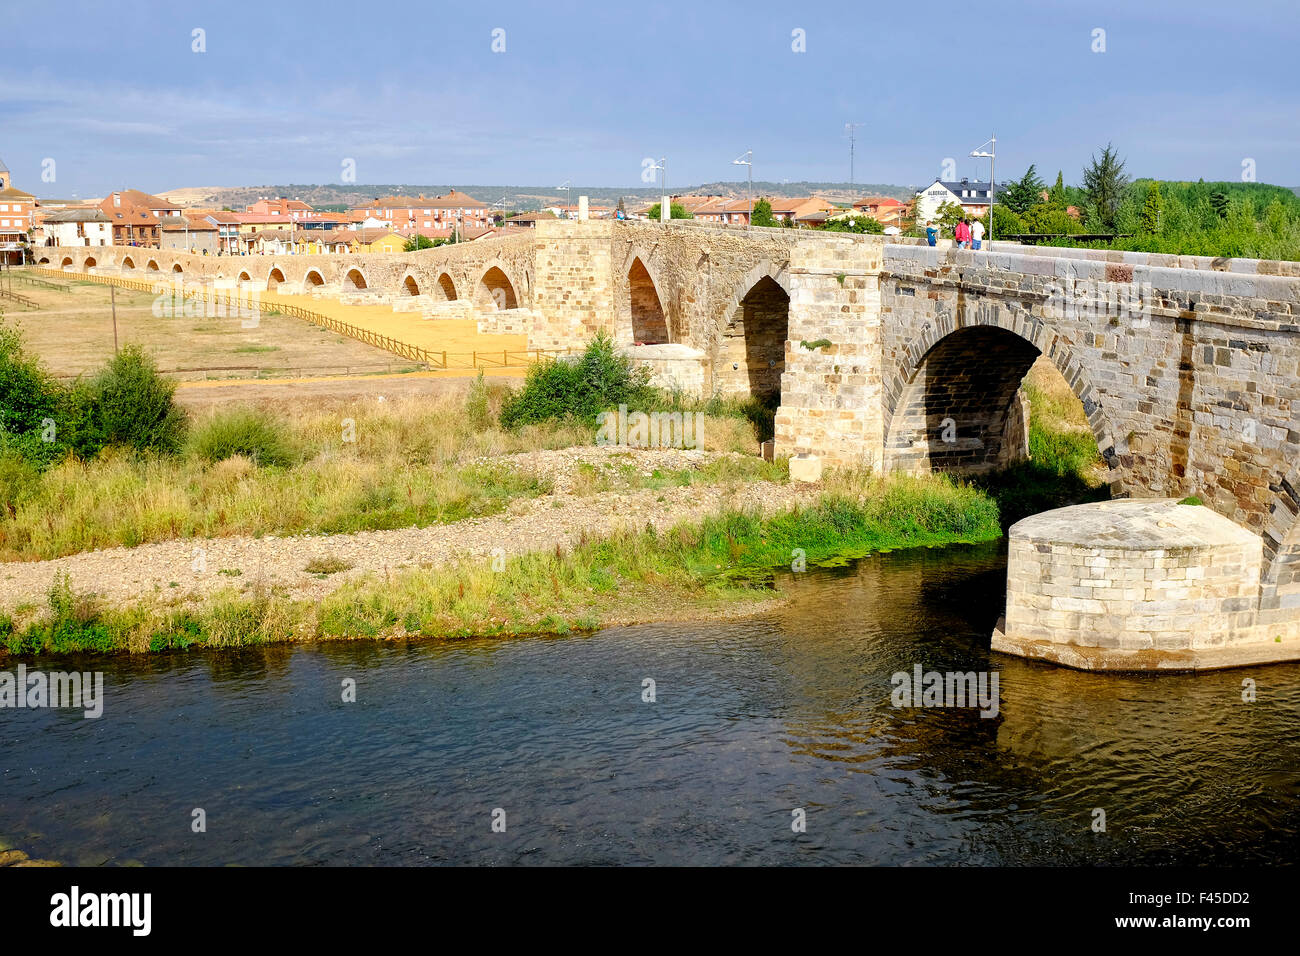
[260,289,527,357]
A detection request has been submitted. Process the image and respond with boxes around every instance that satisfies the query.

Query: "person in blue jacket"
[925,220,938,246]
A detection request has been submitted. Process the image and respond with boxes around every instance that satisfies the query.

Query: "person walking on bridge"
[954,218,971,248]
[971,217,985,250]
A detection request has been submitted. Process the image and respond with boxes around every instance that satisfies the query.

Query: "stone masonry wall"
[773,236,886,467]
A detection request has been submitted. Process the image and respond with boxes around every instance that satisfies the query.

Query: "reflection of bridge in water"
[40,220,1300,668]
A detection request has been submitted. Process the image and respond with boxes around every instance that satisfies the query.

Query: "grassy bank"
[0,390,763,561]
[0,474,1001,656]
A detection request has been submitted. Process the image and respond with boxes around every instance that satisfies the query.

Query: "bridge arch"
[238,269,252,282]
[625,254,668,345]
[267,267,286,290]
[477,263,519,311]
[344,267,368,290]
[882,305,1117,479]
[83,256,96,271]
[172,263,184,274]
[37,256,49,265]
[719,264,791,401]
[146,259,160,271]
[401,273,420,296]
[437,272,457,300]
[121,256,136,270]
[60,256,73,269]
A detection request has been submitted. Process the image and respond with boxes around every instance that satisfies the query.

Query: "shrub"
[500,331,656,428]
[187,407,298,467]
[76,346,187,456]
[0,317,68,466]
[464,370,491,429]
[0,448,40,515]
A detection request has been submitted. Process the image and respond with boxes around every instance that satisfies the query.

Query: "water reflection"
[1,542,1296,866]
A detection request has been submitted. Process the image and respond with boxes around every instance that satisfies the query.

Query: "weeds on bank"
[2,473,1002,656]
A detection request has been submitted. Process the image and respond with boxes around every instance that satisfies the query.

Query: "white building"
[42,208,113,246]
[915,178,1003,222]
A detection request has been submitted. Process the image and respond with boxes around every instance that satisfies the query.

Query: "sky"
[0,0,1296,198]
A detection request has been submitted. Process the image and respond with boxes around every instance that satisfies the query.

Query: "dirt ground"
[6,276,529,391]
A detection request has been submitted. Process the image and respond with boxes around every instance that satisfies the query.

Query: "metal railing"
[26,266,573,372]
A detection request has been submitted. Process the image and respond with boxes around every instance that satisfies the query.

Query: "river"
[3,542,1297,865]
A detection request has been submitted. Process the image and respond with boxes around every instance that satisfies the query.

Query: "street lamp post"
[969,134,997,249]
[556,181,571,217]
[648,159,667,223]
[732,149,753,230]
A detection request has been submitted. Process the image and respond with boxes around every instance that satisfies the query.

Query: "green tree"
[1140,182,1164,235]
[1001,165,1046,214]
[976,204,1025,239]
[1210,190,1229,219]
[403,234,442,251]
[1081,143,1130,230]
[934,200,965,234]
[750,199,777,228]
[644,202,693,220]
[1047,171,1068,210]
[821,213,883,234]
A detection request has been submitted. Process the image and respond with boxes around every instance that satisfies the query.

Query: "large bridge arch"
[717,262,792,401]
[303,269,325,291]
[344,267,368,290]
[476,262,521,311]
[83,256,96,271]
[267,267,286,290]
[623,253,669,345]
[146,259,160,272]
[436,272,457,301]
[401,273,420,297]
[172,263,184,274]
[881,306,1118,480]
[121,256,136,270]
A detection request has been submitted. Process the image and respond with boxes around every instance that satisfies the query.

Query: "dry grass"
[0,387,775,561]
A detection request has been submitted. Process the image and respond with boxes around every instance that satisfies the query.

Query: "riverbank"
[0,472,1001,656]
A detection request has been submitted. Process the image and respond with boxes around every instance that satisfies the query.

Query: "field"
[5,276,527,386]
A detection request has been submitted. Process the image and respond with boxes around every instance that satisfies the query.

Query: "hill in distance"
[153,180,917,211]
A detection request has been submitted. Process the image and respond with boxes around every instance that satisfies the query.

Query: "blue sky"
[0,0,1296,197]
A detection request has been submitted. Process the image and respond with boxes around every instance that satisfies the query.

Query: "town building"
[98,189,183,247]
[245,197,314,220]
[198,211,243,253]
[0,158,35,262]
[41,208,113,247]
[915,178,1004,222]
[769,195,838,225]
[852,196,908,228]
[505,210,557,228]
[160,216,220,254]
[350,190,490,231]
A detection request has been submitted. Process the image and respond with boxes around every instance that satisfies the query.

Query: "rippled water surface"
[3,542,1298,865]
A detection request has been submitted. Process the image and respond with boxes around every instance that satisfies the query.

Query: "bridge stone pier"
[37,223,1300,669]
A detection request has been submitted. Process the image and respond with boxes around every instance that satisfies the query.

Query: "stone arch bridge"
[40,221,1300,665]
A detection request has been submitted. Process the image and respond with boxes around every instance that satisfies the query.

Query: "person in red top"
[954,218,971,248]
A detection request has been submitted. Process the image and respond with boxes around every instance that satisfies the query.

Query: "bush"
[0,317,68,466]
[75,346,187,456]
[187,407,298,467]
[464,370,491,429]
[500,331,656,428]
[0,448,40,515]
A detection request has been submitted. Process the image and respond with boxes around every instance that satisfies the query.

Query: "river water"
[2,542,1297,866]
